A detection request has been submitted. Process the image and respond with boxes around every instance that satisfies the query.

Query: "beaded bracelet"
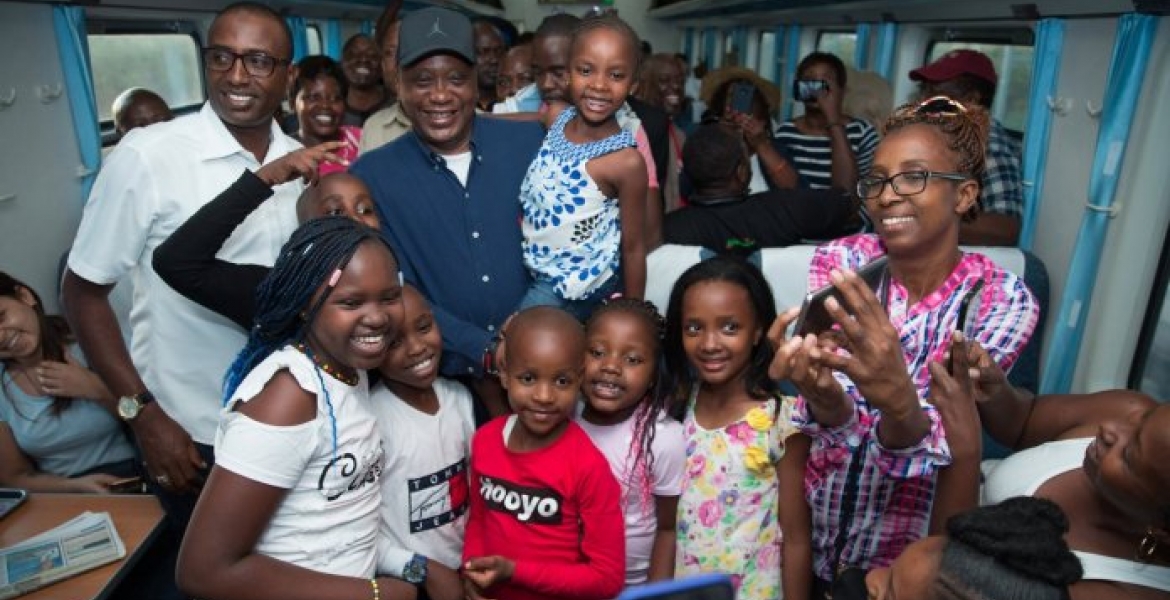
[370,578,380,600]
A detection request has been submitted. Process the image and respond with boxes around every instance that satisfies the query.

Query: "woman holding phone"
[774,52,878,196]
[700,67,800,192]
[766,96,1039,597]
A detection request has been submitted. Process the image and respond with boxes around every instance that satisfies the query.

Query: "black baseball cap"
[398,7,475,67]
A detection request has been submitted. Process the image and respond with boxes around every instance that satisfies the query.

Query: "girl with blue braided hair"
[177,216,417,600]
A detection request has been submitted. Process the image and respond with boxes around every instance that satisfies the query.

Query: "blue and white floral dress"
[520,106,636,301]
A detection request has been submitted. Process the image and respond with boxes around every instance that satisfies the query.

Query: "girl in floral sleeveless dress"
[663,255,809,600]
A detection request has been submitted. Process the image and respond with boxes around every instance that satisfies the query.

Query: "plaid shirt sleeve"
[971,259,1040,372]
[980,120,1024,218]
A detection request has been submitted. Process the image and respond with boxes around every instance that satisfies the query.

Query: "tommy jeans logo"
[479,476,562,524]
[408,458,469,533]
[428,18,447,38]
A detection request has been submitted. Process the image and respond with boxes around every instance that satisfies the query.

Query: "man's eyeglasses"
[856,170,970,199]
[203,47,290,77]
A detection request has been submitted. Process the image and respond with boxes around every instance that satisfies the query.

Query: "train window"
[1130,222,1170,399]
[925,41,1034,132]
[816,31,856,68]
[758,31,777,82]
[306,24,322,57]
[89,33,204,134]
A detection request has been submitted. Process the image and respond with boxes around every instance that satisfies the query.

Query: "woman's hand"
[767,308,853,427]
[957,337,1012,405]
[928,332,982,462]
[814,269,929,448]
[726,110,770,151]
[36,358,109,400]
[72,473,122,494]
[815,80,845,127]
[255,141,348,186]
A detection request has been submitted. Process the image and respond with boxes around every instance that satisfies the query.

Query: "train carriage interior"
[1,0,1169,597]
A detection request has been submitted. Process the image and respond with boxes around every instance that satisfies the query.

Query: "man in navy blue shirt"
[351,7,544,415]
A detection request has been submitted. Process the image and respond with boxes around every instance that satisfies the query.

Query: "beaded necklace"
[294,343,359,386]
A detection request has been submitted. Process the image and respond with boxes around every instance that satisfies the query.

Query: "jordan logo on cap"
[428,17,447,38]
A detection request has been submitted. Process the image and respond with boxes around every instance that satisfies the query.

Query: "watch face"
[117,396,141,420]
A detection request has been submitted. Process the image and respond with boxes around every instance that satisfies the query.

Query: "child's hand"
[255,141,347,186]
[463,578,492,600]
[462,556,515,592]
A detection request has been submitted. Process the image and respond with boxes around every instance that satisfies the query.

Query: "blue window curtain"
[1018,19,1065,251]
[733,26,748,66]
[52,5,100,204]
[704,27,718,68]
[286,16,309,63]
[854,23,872,70]
[682,27,693,64]
[323,19,343,60]
[770,25,786,87]
[361,20,375,37]
[873,22,898,80]
[1040,13,1159,394]
[781,24,801,120]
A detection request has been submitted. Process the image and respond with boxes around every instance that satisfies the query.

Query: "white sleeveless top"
[983,438,1170,592]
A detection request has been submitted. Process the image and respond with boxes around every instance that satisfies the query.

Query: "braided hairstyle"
[935,497,1083,600]
[0,272,74,414]
[586,297,672,515]
[222,217,397,456]
[883,97,990,221]
[571,13,642,76]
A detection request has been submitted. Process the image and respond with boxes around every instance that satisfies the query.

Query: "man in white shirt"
[61,1,302,529]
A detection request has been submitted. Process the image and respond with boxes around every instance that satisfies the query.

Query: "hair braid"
[572,13,642,75]
[936,497,1082,600]
[884,98,990,220]
[587,297,672,515]
[222,217,395,457]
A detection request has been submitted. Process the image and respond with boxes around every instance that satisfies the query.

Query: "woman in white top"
[928,334,1170,600]
[177,218,418,600]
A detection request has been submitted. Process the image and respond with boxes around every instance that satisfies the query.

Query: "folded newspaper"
[0,512,125,599]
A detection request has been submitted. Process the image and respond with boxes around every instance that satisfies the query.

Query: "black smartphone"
[794,255,890,337]
[729,80,756,114]
[0,488,28,520]
[618,574,734,600]
[793,78,829,102]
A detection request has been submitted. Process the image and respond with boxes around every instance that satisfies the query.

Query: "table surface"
[0,493,165,600]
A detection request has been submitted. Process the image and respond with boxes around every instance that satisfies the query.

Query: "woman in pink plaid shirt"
[768,96,1039,596]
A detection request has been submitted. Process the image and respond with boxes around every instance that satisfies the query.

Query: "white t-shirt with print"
[371,377,475,570]
[576,409,687,585]
[216,346,384,577]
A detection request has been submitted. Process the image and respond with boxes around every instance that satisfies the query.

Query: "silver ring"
[156,475,171,486]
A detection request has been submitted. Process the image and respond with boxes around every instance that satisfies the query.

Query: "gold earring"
[1137,527,1160,563]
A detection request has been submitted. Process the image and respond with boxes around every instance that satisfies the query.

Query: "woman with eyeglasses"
[766,96,1040,598]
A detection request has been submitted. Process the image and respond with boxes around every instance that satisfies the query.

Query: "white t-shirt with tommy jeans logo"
[371,377,475,570]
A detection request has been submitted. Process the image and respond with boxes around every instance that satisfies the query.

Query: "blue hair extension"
[222,216,395,459]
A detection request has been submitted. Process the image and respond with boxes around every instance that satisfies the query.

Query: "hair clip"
[327,268,342,287]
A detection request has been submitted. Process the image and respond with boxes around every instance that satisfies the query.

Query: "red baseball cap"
[909,49,997,85]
